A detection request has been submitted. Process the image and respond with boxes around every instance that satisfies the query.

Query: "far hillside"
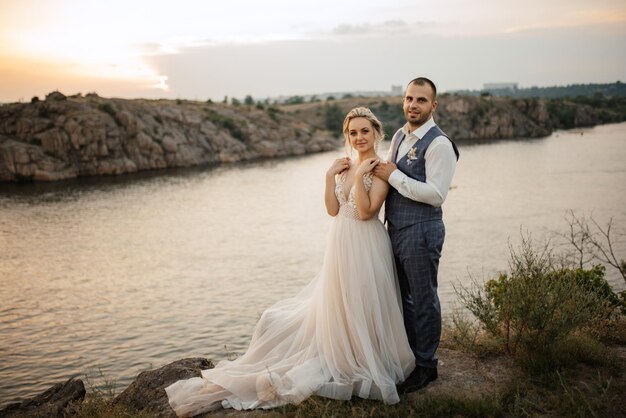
[453,81,626,99]
[279,93,626,142]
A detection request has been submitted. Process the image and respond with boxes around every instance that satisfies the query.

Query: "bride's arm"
[325,158,349,217]
[354,159,389,220]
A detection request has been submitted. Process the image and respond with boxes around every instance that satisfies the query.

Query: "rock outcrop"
[113,357,214,417]
[0,93,340,182]
[436,96,553,140]
[0,377,85,418]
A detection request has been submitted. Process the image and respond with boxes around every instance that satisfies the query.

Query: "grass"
[67,394,152,418]
[274,393,505,418]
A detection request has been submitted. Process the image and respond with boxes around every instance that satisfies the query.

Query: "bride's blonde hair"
[342,107,385,154]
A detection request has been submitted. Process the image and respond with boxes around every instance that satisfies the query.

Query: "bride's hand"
[356,158,379,176]
[327,157,350,178]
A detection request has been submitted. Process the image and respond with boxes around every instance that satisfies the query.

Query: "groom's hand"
[373,161,396,182]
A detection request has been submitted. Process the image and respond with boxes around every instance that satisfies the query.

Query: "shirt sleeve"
[387,136,457,207]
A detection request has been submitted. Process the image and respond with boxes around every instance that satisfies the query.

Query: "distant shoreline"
[1,91,625,183]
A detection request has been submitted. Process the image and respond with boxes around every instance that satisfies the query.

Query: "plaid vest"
[385,125,459,228]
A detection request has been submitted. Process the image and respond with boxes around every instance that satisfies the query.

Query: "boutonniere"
[406,148,418,164]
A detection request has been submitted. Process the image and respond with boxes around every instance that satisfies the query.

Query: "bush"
[267,106,281,122]
[99,103,121,125]
[205,109,248,142]
[38,107,50,118]
[284,95,305,105]
[323,103,343,132]
[457,233,623,373]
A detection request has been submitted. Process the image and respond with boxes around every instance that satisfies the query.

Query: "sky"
[0,0,625,102]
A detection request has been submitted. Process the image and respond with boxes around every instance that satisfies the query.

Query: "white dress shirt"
[384,117,457,207]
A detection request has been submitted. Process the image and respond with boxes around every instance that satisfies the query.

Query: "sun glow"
[0,0,174,98]
[3,25,167,88]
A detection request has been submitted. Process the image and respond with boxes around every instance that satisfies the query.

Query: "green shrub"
[38,107,50,118]
[284,95,305,105]
[323,103,343,132]
[457,234,623,373]
[99,103,121,125]
[267,106,281,122]
[205,109,248,142]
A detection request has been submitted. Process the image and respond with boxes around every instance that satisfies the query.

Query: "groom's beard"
[405,109,431,129]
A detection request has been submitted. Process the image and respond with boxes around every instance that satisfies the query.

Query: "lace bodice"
[335,172,375,220]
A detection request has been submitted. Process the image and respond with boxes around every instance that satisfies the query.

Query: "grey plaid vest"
[385,125,459,229]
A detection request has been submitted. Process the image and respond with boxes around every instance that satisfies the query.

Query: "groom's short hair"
[407,77,437,99]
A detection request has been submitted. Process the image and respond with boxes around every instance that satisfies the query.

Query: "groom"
[373,77,459,393]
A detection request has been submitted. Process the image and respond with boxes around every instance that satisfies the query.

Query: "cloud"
[330,20,411,37]
[139,21,626,101]
[505,10,626,33]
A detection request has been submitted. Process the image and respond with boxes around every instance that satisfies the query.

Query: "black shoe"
[397,366,438,394]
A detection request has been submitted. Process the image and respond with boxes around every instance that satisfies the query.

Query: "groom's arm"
[393,137,457,206]
[378,137,457,207]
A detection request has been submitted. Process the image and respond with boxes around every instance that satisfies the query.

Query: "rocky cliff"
[2,91,624,183]
[0,92,339,182]
[282,94,625,142]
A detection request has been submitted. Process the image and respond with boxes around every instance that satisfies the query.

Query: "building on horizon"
[483,82,518,93]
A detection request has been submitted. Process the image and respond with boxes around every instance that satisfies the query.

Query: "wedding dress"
[165,172,415,417]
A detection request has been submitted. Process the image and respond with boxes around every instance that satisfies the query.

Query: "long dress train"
[165,172,415,416]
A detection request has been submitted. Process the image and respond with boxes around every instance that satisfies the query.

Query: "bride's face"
[347,117,376,153]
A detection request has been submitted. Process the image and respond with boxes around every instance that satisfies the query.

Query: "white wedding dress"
[165,173,415,417]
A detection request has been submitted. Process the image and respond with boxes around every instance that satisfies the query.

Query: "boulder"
[113,357,213,418]
[0,377,85,418]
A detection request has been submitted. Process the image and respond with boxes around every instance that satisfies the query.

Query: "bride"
[166,107,415,416]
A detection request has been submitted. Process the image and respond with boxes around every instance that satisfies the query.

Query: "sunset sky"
[1,0,625,103]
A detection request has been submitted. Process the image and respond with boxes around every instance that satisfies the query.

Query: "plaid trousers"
[388,219,444,368]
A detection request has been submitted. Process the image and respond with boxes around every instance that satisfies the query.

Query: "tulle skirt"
[165,215,415,417]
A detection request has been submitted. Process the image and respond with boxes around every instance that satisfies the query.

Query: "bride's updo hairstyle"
[342,107,385,144]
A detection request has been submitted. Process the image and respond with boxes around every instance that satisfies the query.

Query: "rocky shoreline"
[0,348,516,418]
[0,92,339,183]
[4,345,624,417]
[2,91,624,183]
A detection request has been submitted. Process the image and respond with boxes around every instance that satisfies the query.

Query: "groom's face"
[403,83,437,129]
